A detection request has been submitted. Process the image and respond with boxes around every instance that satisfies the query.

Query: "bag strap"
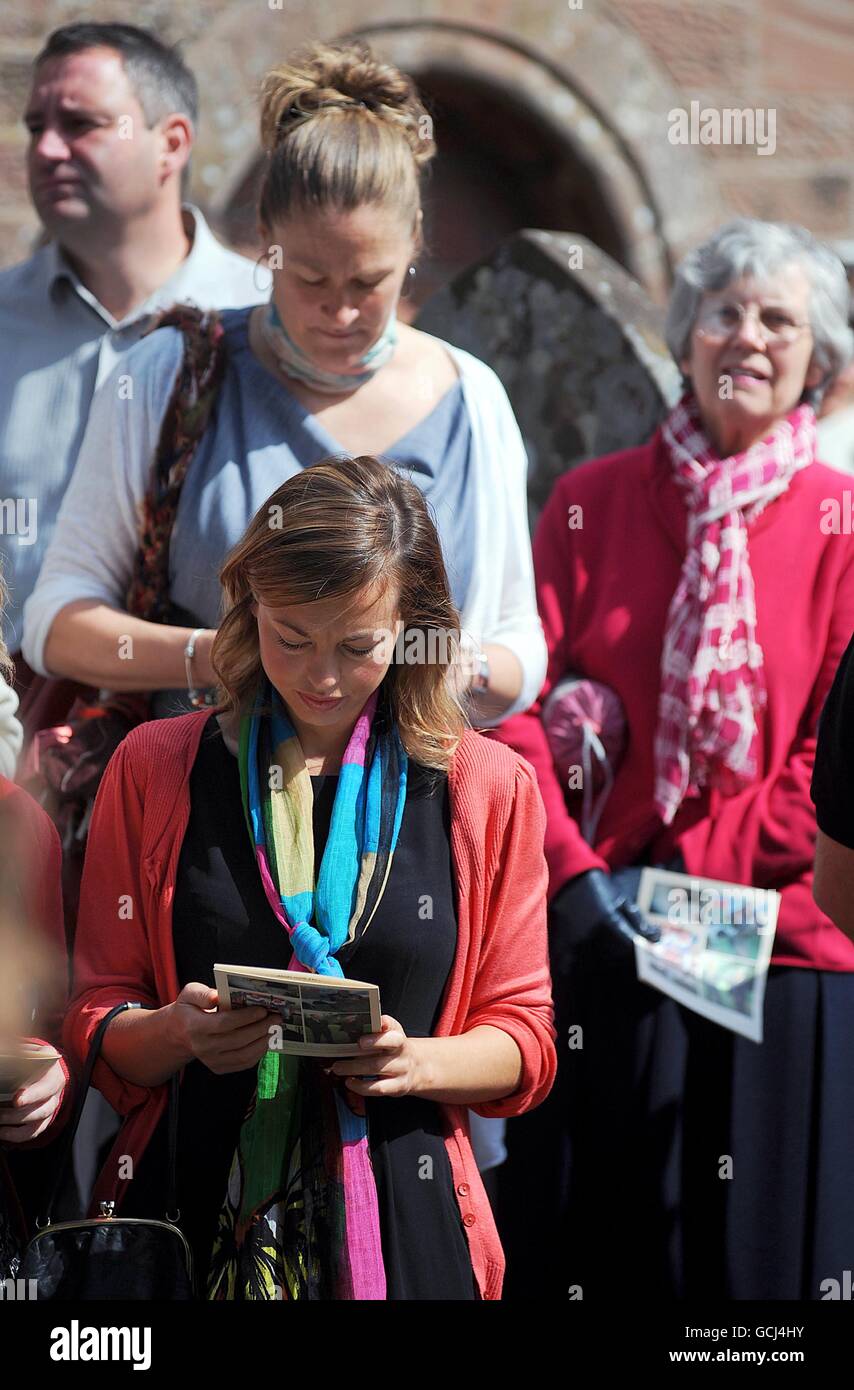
[125,304,228,624]
[38,1002,180,1228]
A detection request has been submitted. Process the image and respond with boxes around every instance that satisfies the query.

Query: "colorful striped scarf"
[206,680,407,1300]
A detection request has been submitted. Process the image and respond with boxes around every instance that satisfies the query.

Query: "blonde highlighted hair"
[212,456,467,772]
[257,39,435,235]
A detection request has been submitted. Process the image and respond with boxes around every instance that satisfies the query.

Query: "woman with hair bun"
[24,38,545,739]
[62,456,555,1300]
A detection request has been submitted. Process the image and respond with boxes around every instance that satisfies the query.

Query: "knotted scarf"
[206,680,408,1300]
[654,392,816,825]
[258,298,399,395]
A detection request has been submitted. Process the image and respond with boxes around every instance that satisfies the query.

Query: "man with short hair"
[0,21,269,676]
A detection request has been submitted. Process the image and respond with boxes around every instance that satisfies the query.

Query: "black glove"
[549,867,661,975]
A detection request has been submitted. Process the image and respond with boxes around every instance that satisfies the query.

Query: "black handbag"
[20,1002,195,1300]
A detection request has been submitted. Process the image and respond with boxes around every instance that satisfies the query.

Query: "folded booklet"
[632,869,779,1044]
[214,963,382,1058]
[0,1042,60,1103]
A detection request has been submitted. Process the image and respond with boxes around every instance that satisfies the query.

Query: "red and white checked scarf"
[654,393,816,825]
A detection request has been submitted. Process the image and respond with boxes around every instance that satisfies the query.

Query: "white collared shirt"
[0,205,271,650]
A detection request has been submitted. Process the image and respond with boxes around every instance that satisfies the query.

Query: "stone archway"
[352,18,675,300]
[187,5,726,305]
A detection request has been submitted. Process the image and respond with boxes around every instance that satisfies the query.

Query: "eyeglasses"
[695,300,811,345]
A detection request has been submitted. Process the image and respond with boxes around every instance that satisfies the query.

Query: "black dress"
[499,859,854,1301]
[121,718,476,1300]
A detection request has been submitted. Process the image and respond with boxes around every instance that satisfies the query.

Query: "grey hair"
[665,218,854,406]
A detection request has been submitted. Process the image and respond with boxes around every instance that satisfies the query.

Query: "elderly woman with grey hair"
[494,218,854,1301]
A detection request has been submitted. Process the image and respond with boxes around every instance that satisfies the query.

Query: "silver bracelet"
[470,648,490,694]
[184,627,209,708]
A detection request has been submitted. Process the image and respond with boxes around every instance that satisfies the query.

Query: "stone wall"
[608,0,854,242]
[2,0,851,284]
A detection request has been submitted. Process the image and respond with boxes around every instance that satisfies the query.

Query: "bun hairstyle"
[258,40,435,235]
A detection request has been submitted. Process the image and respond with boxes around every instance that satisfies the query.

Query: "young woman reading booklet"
[63,456,556,1301]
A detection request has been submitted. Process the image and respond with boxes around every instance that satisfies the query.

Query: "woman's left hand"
[328,1015,423,1106]
[0,1058,66,1143]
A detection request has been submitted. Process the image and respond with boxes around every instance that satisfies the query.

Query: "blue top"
[155,307,474,718]
[169,306,474,631]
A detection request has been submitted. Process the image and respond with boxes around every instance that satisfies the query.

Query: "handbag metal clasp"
[99,1201,116,1219]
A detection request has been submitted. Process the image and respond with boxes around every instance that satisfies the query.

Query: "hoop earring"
[252,251,274,297]
[401,264,417,301]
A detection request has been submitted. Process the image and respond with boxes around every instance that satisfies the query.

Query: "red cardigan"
[491,431,854,972]
[63,711,556,1301]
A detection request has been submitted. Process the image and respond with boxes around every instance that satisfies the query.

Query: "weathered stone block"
[416,228,681,520]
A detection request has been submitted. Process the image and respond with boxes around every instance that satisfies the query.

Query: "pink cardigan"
[63,711,556,1301]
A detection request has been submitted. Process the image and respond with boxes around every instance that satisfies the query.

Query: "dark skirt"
[498,948,854,1301]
